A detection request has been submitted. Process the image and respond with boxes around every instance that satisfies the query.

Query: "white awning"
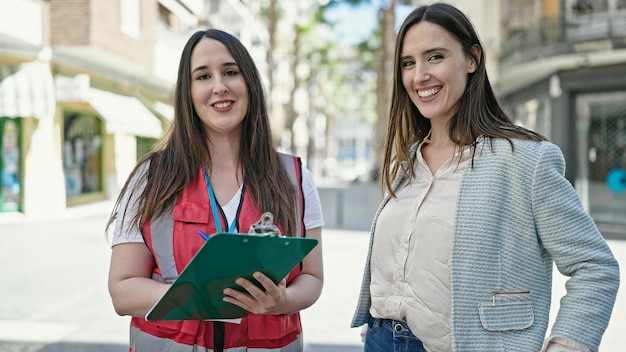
[0,61,56,118]
[86,88,163,138]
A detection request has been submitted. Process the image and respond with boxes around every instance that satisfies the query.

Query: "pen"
[198,230,210,241]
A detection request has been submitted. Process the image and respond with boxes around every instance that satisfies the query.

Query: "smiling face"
[190,38,249,139]
[400,21,476,125]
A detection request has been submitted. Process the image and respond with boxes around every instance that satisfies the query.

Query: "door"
[576,92,626,228]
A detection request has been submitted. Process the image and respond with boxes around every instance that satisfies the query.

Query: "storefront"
[62,89,163,206]
[0,61,56,214]
[56,76,164,206]
[1,61,164,218]
[500,63,626,236]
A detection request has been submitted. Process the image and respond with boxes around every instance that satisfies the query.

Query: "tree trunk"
[372,0,396,179]
[266,0,278,146]
[288,24,301,155]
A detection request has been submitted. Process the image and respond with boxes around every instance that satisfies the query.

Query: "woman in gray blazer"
[352,3,619,351]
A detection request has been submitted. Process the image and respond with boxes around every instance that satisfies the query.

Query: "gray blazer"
[352,139,619,351]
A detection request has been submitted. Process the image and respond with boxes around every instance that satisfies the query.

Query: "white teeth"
[418,88,440,98]
[214,101,232,109]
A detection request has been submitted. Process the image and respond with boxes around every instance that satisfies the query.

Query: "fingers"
[222,272,286,315]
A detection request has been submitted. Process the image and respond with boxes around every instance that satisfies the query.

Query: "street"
[0,180,624,351]
[0,204,367,352]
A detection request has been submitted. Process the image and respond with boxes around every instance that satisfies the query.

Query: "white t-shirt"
[111,163,324,247]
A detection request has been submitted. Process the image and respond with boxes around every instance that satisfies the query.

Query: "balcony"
[500,9,626,69]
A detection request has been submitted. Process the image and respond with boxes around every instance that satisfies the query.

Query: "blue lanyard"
[203,166,237,233]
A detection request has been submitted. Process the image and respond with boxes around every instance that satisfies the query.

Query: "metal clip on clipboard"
[248,212,281,236]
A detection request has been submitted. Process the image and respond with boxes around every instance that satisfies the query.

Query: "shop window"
[63,113,103,197]
[1,119,21,212]
[588,104,626,181]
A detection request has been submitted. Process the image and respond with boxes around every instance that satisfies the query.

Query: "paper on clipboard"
[145,233,318,321]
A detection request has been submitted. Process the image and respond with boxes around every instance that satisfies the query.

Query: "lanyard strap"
[203,166,237,233]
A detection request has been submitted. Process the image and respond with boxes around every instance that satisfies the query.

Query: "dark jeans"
[364,318,426,352]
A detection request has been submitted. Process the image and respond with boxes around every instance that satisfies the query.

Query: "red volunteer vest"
[129,154,306,351]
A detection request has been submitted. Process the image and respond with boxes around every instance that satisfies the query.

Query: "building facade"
[0,0,272,220]
[495,0,626,235]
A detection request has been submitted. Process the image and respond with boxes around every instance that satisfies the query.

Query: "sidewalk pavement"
[0,206,367,352]
[0,180,624,351]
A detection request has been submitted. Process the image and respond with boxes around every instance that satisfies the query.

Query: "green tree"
[263,1,348,172]
[320,0,413,179]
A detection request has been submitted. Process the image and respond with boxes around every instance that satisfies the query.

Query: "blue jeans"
[364,318,426,352]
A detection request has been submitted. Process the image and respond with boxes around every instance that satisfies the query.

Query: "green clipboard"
[145,233,318,321]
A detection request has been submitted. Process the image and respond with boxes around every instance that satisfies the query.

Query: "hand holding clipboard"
[146,231,318,321]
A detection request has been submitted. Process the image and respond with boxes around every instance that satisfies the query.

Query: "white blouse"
[369,140,470,352]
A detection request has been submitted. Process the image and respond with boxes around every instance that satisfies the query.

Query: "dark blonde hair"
[381,3,547,196]
[107,29,297,236]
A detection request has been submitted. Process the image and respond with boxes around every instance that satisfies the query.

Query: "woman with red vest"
[106,29,324,352]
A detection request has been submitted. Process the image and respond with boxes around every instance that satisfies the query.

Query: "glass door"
[576,92,626,227]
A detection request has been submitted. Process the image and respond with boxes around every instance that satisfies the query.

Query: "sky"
[324,1,414,47]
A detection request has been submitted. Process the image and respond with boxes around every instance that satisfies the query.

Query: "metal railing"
[501,9,626,66]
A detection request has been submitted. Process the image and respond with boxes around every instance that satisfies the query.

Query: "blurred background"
[1,0,625,232]
[1,1,626,351]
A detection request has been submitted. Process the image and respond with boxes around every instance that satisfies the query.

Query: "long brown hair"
[106,29,297,236]
[381,3,547,196]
